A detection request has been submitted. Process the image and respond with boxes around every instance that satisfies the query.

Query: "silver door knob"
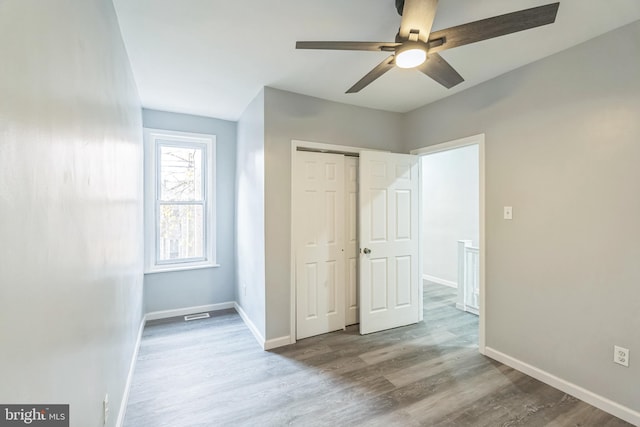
[363,248,371,254]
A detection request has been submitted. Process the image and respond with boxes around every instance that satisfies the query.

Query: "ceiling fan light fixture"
[395,43,427,69]
[295,2,560,92]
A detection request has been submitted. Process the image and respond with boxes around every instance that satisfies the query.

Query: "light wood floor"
[124,282,631,426]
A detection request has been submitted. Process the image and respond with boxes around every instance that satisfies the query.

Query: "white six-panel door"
[294,151,346,339]
[359,151,420,334]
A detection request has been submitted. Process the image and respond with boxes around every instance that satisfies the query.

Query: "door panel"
[359,151,420,334]
[370,258,388,311]
[305,263,318,317]
[345,157,359,326]
[295,151,346,339]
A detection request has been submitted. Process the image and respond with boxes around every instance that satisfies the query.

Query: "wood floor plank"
[123,282,632,426]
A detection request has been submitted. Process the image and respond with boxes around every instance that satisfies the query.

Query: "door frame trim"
[410,133,486,354]
[290,140,384,344]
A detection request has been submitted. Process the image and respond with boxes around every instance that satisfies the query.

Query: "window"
[144,129,216,273]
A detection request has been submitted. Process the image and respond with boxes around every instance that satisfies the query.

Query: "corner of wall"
[234,88,267,339]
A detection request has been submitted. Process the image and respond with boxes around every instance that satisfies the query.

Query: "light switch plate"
[504,206,513,220]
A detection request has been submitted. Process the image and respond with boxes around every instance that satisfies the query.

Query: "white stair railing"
[457,240,479,315]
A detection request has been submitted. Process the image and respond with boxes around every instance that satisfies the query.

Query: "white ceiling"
[113,0,640,121]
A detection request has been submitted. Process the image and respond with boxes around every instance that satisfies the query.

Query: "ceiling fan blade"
[296,41,399,52]
[428,2,560,53]
[399,0,438,42]
[346,55,395,93]
[418,53,464,89]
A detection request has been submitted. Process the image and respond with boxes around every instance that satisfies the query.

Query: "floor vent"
[184,313,210,322]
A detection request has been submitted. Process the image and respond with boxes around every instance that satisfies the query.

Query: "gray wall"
[403,22,640,413]
[142,109,237,313]
[0,1,144,426]
[263,87,404,340]
[422,145,479,285]
[235,89,267,338]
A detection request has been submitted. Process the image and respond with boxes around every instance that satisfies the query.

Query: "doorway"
[412,134,485,352]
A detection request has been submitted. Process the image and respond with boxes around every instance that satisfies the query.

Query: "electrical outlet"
[103,394,109,425]
[614,346,629,367]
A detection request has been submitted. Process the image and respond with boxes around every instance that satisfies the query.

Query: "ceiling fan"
[296,0,560,93]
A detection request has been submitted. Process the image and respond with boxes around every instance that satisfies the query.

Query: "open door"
[359,151,420,334]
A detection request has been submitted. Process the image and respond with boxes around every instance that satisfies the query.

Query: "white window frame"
[144,128,217,273]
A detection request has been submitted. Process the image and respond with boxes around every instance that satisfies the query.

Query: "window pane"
[159,144,203,201]
[159,204,204,261]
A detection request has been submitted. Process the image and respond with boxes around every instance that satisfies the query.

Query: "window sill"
[144,262,221,275]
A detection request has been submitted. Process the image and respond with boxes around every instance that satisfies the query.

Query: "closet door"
[294,151,346,339]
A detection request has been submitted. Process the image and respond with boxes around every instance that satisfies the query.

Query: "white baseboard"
[423,274,457,288]
[484,347,640,426]
[455,303,479,316]
[145,302,235,321]
[116,316,145,427]
[233,302,266,350]
[265,335,292,350]
[232,304,292,350]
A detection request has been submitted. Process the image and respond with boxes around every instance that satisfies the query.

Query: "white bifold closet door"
[294,151,346,340]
